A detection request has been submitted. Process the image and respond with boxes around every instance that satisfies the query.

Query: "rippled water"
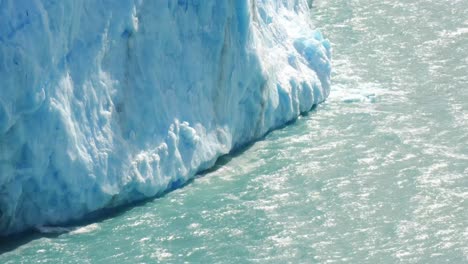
[1,0,467,263]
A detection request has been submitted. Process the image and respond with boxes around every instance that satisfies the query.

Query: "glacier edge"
[0,0,331,236]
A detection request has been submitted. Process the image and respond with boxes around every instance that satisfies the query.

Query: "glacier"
[0,0,331,236]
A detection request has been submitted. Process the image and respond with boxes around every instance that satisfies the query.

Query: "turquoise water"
[2,0,468,263]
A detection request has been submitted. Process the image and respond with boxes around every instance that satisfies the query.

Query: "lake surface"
[1,0,467,263]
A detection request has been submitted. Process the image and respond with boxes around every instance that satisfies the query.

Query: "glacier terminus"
[0,0,331,235]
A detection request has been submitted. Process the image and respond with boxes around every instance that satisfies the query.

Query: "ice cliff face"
[0,0,331,235]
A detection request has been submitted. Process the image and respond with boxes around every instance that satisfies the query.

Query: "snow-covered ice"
[0,0,331,235]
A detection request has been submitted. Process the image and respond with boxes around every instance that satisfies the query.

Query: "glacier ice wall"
[0,0,331,235]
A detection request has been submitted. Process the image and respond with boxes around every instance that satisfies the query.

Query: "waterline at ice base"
[0,0,331,236]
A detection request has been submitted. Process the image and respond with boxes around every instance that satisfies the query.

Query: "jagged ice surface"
[0,0,331,235]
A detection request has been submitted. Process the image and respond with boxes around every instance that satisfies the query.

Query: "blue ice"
[0,0,331,235]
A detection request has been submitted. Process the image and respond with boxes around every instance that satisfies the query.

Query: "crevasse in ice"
[0,0,331,235]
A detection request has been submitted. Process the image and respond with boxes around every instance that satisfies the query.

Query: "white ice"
[0,0,331,235]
